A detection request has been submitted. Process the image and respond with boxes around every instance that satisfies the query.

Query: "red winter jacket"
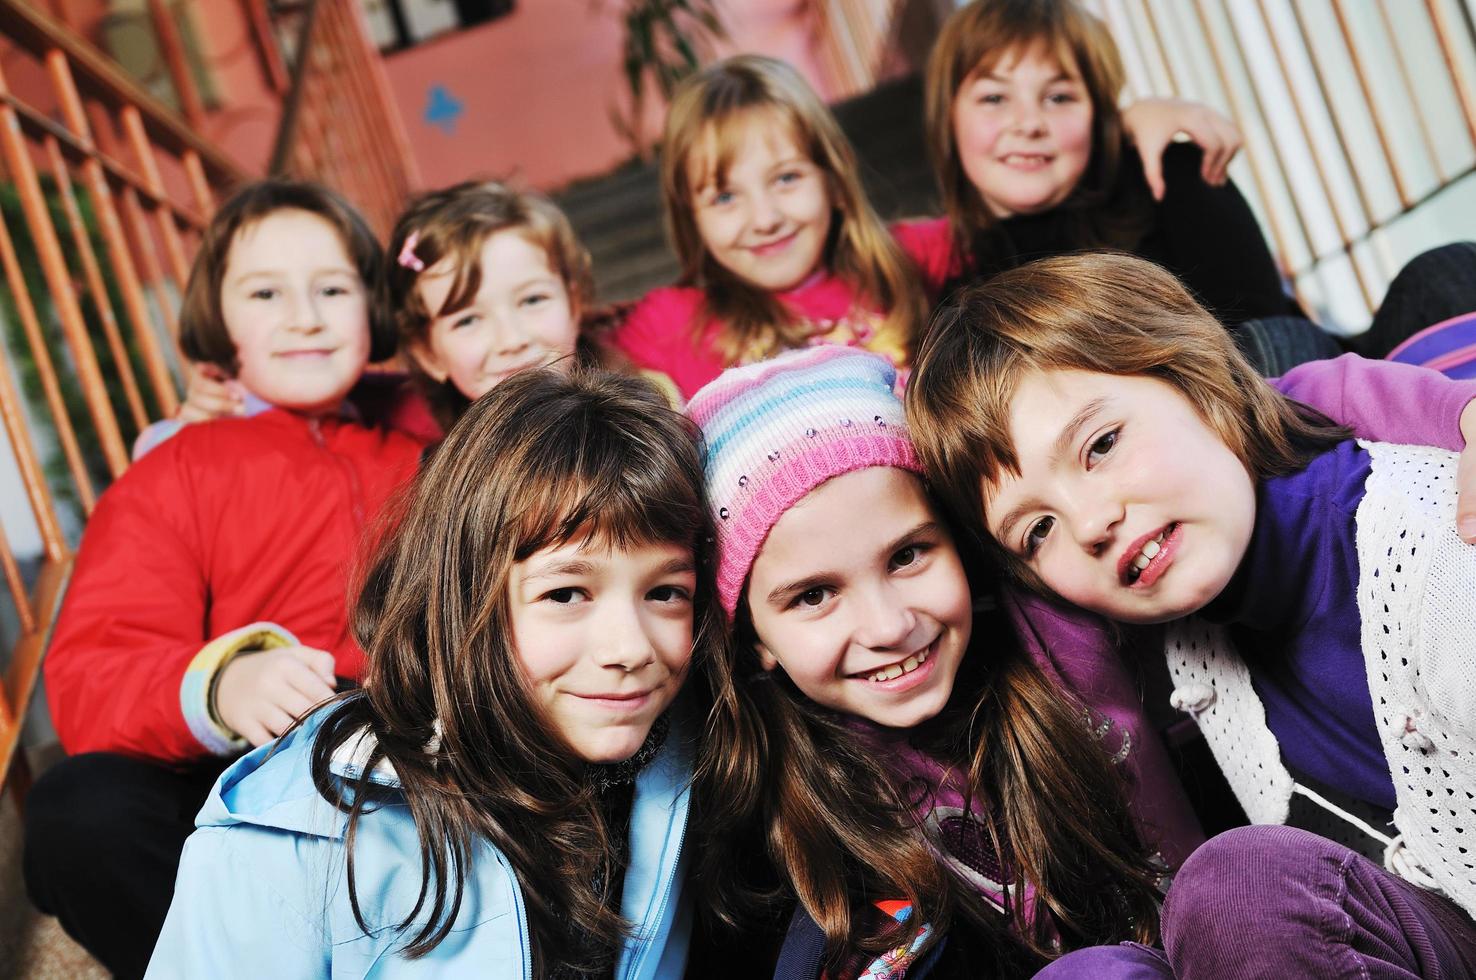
[45,409,424,762]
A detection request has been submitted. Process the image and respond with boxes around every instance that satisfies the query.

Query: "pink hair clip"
[397,231,425,272]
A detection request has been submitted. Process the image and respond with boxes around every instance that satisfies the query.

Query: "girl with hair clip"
[917,0,1476,373]
[148,368,749,978]
[908,252,1476,978]
[386,179,680,428]
[24,180,425,980]
[685,346,1165,978]
[613,54,1239,400]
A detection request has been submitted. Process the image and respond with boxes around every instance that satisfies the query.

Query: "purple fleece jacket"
[1009,354,1476,868]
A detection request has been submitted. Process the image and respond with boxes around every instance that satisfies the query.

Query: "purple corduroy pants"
[1036,826,1476,980]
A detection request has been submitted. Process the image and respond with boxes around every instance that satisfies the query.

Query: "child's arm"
[134,366,244,460]
[146,827,331,978]
[1122,98,1242,202]
[42,447,318,760]
[1275,353,1476,541]
[1153,144,1291,324]
[611,287,726,400]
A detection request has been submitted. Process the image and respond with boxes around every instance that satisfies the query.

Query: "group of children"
[20,0,1476,977]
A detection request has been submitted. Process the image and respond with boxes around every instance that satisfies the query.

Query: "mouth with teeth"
[855,638,938,685]
[1122,522,1180,586]
[999,152,1053,169]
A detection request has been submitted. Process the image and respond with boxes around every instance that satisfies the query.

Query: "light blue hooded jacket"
[145,704,693,978]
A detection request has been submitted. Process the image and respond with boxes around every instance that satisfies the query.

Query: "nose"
[595,601,658,674]
[749,190,782,234]
[854,582,918,651]
[1009,100,1046,136]
[1063,494,1124,556]
[483,313,531,360]
[287,291,326,333]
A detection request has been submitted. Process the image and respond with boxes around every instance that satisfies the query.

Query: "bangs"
[685,105,808,194]
[509,409,708,562]
[961,27,1084,90]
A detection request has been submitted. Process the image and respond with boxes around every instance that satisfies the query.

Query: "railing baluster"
[121,107,191,291]
[1425,0,1476,147]
[0,205,74,544]
[43,136,149,433]
[0,521,35,635]
[0,57,129,476]
[47,50,180,419]
[1329,0,1414,208]
[1253,0,1376,312]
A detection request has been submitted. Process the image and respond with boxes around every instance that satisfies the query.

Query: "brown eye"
[1087,430,1119,467]
[1025,517,1054,556]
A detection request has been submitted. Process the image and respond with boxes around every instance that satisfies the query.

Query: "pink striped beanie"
[686,346,922,617]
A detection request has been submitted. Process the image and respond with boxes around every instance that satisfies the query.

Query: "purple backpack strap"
[1386,311,1476,379]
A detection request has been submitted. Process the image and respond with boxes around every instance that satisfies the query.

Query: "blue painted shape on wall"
[424,85,464,135]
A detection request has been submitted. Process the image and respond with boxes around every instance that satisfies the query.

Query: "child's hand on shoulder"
[177,363,245,424]
[214,645,338,747]
[1123,97,1243,201]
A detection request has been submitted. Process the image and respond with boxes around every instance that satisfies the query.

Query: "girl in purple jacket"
[909,252,1476,978]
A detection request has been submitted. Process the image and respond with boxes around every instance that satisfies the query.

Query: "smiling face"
[984,369,1256,624]
[507,536,695,763]
[951,44,1094,219]
[219,208,372,414]
[690,110,834,293]
[744,467,972,728]
[411,230,579,401]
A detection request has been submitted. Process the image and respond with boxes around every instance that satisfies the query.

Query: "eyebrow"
[231,267,357,283]
[521,553,697,586]
[994,399,1107,546]
[980,70,1078,84]
[510,276,559,293]
[763,521,941,608]
[519,559,596,585]
[1054,396,1108,462]
[655,556,698,577]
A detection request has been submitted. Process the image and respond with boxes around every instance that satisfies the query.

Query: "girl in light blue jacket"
[146,367,748,979]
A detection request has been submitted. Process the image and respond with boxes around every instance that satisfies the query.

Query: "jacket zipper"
[621,794,688,980]
[307,417,367,529]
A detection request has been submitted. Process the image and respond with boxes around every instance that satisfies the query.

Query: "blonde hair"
[659,54,928,364]
[906,253,1348,580]
[385,180,601,426]
[924,0,1136,262]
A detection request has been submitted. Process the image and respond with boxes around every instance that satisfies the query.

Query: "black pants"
[1237,242,1476,377]
[1349,240,1476,359]
[22,752,233,980]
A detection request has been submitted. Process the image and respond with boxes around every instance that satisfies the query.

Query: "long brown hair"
[907,252,1348,586]
[924,0,1147,271]
[723,563,1164,973]
[308,368,749,975]
[660,55,929,365]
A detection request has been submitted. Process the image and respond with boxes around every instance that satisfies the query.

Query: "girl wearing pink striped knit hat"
[685,345,1162,976]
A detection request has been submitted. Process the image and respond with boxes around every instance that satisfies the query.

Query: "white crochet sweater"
[1165,441,1476,920]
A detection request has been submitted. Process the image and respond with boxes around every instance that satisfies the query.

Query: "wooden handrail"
[0,0,244,183]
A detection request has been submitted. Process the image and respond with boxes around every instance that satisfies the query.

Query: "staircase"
[554,73,938,304]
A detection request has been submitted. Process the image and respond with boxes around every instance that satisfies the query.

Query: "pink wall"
[383,0,834,192]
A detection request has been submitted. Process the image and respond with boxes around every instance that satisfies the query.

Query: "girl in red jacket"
[24,180,425,980]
